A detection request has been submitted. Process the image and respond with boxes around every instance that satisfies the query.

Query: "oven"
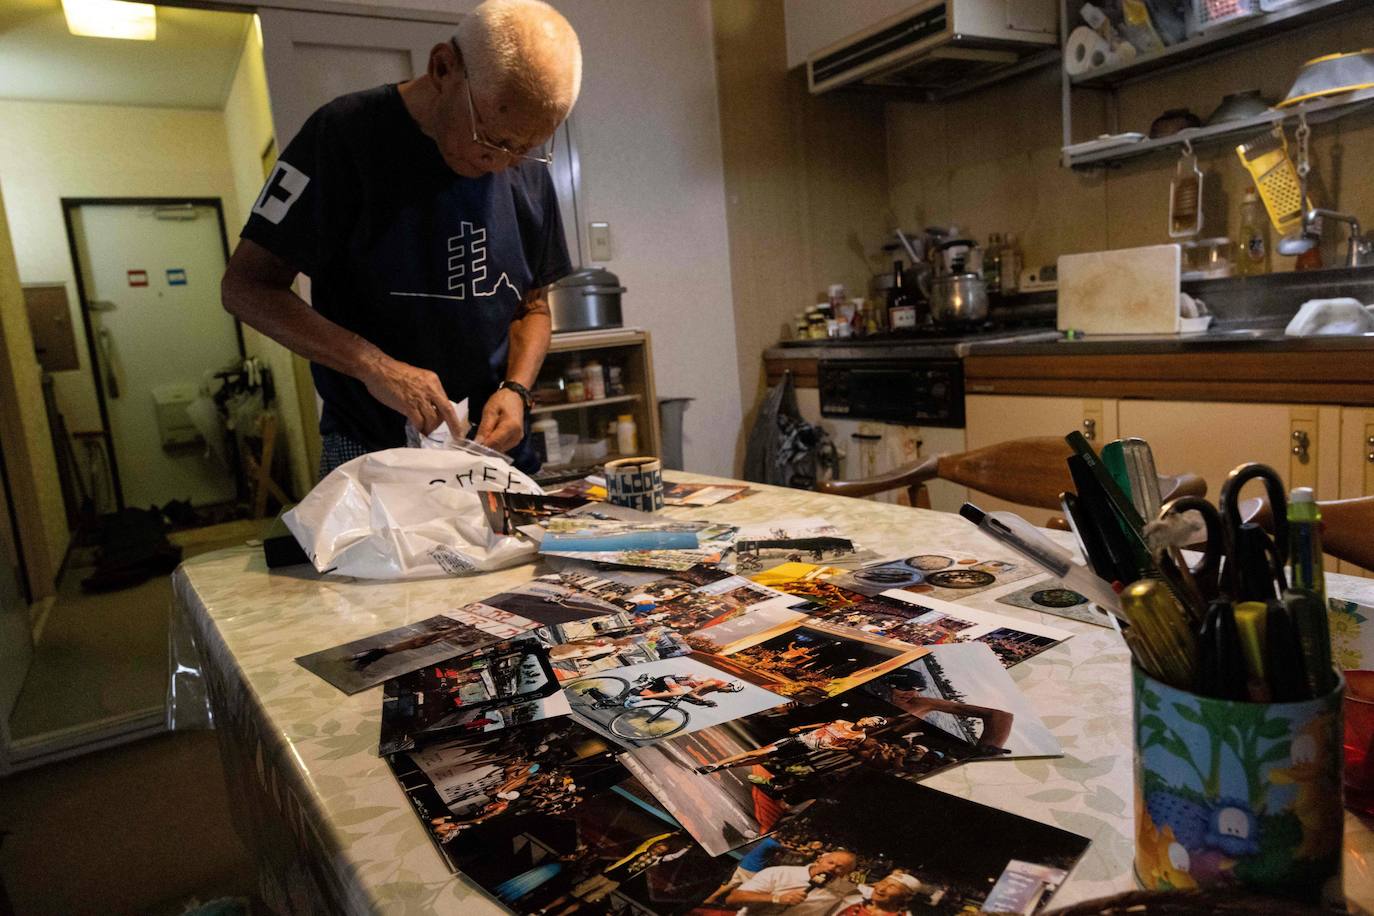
[817,357,964,427]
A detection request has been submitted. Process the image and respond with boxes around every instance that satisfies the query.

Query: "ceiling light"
[62,0,157,41]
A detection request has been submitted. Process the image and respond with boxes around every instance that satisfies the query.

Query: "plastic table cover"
[166,471,1374,914]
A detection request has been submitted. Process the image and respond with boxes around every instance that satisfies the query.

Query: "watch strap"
[498,379,533,412]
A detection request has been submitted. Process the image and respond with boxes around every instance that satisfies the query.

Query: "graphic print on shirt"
[252,160,310,225]
[391,220,520,302]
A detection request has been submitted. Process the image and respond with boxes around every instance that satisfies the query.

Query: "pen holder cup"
[1133,665,1344,901]
[604,457,664,512]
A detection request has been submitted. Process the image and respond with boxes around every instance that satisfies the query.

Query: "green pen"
[1284,587,1334,698]
[1287,487,1326,605]
[1233,601,1271,703]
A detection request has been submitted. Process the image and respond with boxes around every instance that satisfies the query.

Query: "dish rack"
[1190,0,1259,30]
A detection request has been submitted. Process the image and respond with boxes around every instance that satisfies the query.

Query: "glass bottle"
[1000,233,1023,295]
[984,233,1003,293]
[1236,187,1271,276]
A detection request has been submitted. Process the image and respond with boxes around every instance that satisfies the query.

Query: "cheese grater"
[1236,130,1307,233]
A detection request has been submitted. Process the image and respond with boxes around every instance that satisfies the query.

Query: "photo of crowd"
[481,580,625,626]
[379,638,567,754]
[620,690,983,855]
[388,716,627,861]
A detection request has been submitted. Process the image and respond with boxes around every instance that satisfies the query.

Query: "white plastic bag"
[285,445,543,580]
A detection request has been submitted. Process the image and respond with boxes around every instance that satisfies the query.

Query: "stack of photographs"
[293,501,1093,914]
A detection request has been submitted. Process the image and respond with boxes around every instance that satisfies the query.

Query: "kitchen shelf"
[1069,0,1358,89]
[1064,87,1374,169]
[530,393,641,415]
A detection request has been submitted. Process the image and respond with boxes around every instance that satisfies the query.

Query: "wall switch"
[589,221,612,261]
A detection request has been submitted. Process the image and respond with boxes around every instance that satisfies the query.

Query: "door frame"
[60,197,242,511]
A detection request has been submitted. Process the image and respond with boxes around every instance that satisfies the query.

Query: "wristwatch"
[497,379,533,412]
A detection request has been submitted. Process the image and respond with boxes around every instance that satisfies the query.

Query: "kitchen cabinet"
[965,394,1118,519]
[532,329,660,477]
[1339,408,1374,577]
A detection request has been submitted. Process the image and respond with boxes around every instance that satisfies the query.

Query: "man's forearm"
[224,280,384,380]
[504,289,553,388]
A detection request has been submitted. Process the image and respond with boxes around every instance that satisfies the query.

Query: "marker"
[1233,601,1271,703]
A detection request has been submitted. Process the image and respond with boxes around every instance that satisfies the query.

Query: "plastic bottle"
[616,414,638,455]
[1236,187,1271,276]
[565,358,585,401]
[584,359,606,400]
[1287,487,1325,604]
[532,416,561,465]
[1000,233,1023,295]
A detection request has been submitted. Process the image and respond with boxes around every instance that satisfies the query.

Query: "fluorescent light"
[63,0,157,41]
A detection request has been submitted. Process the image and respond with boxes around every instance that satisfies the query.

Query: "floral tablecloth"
[169,472,1374,914]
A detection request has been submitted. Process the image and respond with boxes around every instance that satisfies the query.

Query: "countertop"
[169,472,1374,914]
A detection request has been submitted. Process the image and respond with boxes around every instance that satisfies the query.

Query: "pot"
[548,267,625,333]
[923,272,989,324]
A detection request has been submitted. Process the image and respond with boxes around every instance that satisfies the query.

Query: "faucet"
[1278,208,1374,268]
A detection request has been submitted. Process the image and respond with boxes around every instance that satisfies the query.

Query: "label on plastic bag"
[428,545,479,577]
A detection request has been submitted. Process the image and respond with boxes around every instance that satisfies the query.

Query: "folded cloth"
[1285,297,1374,336]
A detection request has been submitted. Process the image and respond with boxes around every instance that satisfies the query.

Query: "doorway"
[64,198,244,512]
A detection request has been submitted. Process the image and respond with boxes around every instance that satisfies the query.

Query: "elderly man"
[726,848,857,916]
[835,871,924,916]
[222,0,581,476]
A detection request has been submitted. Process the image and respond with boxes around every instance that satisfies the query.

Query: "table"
[170,471,1374,914]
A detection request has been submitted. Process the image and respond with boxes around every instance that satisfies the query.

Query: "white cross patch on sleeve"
[252,160,310,225]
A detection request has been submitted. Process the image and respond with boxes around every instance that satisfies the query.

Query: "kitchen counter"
[168,471,1374,913]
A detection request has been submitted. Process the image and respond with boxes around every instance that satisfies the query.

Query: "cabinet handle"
[1291,429,1310,463]
[1082,418,1096,442]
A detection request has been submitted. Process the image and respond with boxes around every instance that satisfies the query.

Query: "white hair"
[455,0,582,124]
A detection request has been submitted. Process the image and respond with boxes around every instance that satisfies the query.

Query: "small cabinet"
[532,329,660,476]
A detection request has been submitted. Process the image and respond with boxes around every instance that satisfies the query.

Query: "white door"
[71,202,241,509]
[257,8,585,264]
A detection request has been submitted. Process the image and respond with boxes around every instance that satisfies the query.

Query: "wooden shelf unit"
[539,328,661,462]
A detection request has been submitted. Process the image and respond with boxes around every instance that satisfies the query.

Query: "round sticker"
[1031,588,1087,608]
[854,567,922,587]
[904,554,952,571]
[925,569,996,589]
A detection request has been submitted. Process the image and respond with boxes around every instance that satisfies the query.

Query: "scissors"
[1155,495,1227,613]
[1217,463,1289,602]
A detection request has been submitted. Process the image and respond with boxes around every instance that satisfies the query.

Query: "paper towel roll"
[1064,26,1110,75]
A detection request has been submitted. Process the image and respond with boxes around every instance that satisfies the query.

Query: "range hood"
[806,0,1058,99]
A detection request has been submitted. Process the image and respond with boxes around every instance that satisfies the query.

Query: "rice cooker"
[548,267,625,333]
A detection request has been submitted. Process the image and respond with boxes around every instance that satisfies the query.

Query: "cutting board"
[1057,244,1181,334]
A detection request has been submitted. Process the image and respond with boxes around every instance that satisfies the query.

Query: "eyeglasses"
[454,40,553,165]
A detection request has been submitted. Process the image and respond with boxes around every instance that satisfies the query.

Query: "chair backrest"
[937,437,1074,511]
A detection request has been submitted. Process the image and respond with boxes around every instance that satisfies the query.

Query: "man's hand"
[776,889,808,906]
[474,387,527,453]
[359,354,462,436]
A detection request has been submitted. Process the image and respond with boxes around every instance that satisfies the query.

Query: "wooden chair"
[817,436,1205,527]
[1250,494,1374,572]
[241,411,291,519]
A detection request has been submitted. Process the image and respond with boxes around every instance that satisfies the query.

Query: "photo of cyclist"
[624,673,743,709]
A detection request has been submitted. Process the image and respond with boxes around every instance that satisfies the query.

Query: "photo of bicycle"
[563,656,786,748]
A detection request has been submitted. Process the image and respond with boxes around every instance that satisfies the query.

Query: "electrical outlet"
[589,221,612,261]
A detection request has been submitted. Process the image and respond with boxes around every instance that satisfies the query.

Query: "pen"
[959,503,1123,617]
[1264,600,1309,703]
[1197,599,1247,701]
[1284,587,1334,698]
[1233,601,1272,703]
[1287,487,1326,605]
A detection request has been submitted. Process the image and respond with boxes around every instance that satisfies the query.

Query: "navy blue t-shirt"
[240,84,572,468]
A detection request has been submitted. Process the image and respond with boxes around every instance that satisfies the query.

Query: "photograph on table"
[831,550,1036,602]
[563,655,786,748]
[662,481,751,507]
[620,690,983,855]
[749,561,871,609]
[379,638,569,754]
[876,592,1073,668]
[480,491,590,535]
[732,518,880,573]
[294,606,539,694]
[387,715,627,861]
[536,521,740,573]
[699,618,928,704]
[863,642,1061,760]
[444,781,739,914]
[752,774,1089,915]
[541,563,688,613]
[684,600,811,654]
[479,579,625,626]
[996,578,1109,627]
[545,620,694,683]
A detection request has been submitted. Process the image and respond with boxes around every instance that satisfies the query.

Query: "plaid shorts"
[319,432,373,480]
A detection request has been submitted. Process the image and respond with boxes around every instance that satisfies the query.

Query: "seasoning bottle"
[565,360,586,402]
[887,260,917,331]
[1236,187,1271,276]
[607,364,625,396]
[1000,233,1023,295]
[584,359,606,400]
[616,414,638,455]
[984,233,1003,293]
